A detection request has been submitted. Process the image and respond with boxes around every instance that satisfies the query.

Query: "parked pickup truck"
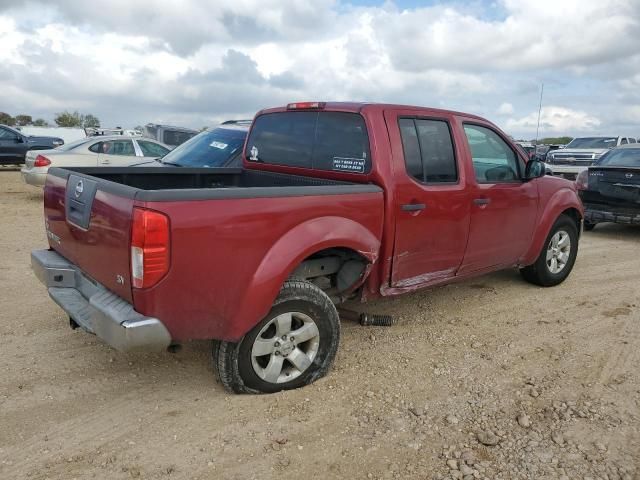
[576,144,640,230]
[32,102,584,394]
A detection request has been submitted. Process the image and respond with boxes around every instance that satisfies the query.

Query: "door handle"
[473,198,491,206]
[401,203,426,212]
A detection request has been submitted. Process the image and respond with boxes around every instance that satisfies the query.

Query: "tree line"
[0,111,100,128]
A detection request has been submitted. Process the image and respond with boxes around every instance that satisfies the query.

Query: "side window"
[621,138,628,145]
[463,124,519,183]
[89,142,103,153]
[398,118,457,183]
[99,140,135,156]
[138,140,170,157]
[0,127,18,140]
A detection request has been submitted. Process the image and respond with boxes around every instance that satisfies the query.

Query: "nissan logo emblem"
[625,173,634,179]
[74,180,84,198]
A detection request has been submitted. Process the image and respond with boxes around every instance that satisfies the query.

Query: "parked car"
[576,144,640,230]
[0,124,63,165]
[20,135,170,186]
[546,136,635,180]
[32,102,583,394]
[143,123,198,148]
[535,144,562,161]
[131,120,250,168]
[516,142,535,159]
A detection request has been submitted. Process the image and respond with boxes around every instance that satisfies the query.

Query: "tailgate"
[43,170,135,302]
[586,167,640,206]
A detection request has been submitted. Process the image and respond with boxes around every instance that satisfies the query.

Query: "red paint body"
[43,103,583,342]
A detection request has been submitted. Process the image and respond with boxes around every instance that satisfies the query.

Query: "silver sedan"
[21,135,171,187]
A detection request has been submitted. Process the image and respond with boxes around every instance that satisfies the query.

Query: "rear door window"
[137,140,170,157]
[398,118,457,183]
[246,111,371,173]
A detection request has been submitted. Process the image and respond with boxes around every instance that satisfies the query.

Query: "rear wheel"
[214,280,340,394]
[520,214,579,287]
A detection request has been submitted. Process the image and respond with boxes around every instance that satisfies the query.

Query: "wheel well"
[561,207,582,236]
[290,248,369,302]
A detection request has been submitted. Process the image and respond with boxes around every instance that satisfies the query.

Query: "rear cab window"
[245,111,371,174]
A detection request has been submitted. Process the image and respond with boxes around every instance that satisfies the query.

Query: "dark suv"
[132,121,250,168]
[0,125,64,165]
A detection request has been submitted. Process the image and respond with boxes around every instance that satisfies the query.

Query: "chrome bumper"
[31,249,171,352]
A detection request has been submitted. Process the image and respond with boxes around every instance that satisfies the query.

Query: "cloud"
[497,102,514,115]
[505,106,601,135]
[0,0,639,137]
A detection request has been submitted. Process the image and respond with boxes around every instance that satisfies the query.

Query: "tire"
[584,221,596,231]
[214,280,340,394]
[520,214,579,287]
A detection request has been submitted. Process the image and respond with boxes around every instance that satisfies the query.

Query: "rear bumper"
[584,205,640,225]
[21,167,47,187]
[31,249,171,352]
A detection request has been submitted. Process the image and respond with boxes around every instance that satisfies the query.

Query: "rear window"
[163,130,196,147]
[246,111,371,173]
[597,148,640,167]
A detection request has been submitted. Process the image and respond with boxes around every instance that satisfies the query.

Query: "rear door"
[458,122,538,274]
[385,109,471,287]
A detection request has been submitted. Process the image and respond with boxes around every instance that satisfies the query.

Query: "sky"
[0,0,639,139]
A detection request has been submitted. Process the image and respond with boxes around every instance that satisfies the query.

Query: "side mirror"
[15,136,26,143]
[524,159,546,180]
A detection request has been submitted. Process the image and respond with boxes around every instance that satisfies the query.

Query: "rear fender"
[521,187,583,265]
[226,216,380,340]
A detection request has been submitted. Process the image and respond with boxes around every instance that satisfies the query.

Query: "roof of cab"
[256,102,487,122]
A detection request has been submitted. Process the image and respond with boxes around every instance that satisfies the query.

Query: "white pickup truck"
[547,136,636,179]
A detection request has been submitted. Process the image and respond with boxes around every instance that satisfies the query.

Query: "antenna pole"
[534,82,544,146]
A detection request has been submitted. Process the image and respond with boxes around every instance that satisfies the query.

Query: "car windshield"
[160,127,247,167]
[566,137,617,149]
[55,137,91,151]
[596,148,640,167]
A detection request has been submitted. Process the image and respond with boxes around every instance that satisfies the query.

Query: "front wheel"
[520,214,579,287]
[214,280,340,394]
[584,220,596,231]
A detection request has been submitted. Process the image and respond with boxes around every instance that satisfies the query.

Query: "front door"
[458,122,539,274]
[0,126,26,163]
[385,110,472,287]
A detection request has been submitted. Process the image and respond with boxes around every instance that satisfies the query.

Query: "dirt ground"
[0,169,638,480]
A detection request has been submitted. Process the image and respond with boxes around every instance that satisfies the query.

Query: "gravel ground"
[0,169,639,480]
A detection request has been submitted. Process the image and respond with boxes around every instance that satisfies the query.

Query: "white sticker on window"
[332,156,366,173]
[249,145,259,161]
[210,141,228,149]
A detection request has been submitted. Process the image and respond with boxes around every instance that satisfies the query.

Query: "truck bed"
[47,167,378,201]
[43,166,384,342]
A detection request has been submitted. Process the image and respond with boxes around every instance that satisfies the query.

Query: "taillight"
[131,208,170,289]
[286,102,325,110]
[575,169,589,191]
[34,155,51,167]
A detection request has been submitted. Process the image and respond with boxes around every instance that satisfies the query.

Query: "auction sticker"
[332,156,366,173]
[210,141,228,149]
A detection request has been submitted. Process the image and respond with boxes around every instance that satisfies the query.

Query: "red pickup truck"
[32,102,583,393]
